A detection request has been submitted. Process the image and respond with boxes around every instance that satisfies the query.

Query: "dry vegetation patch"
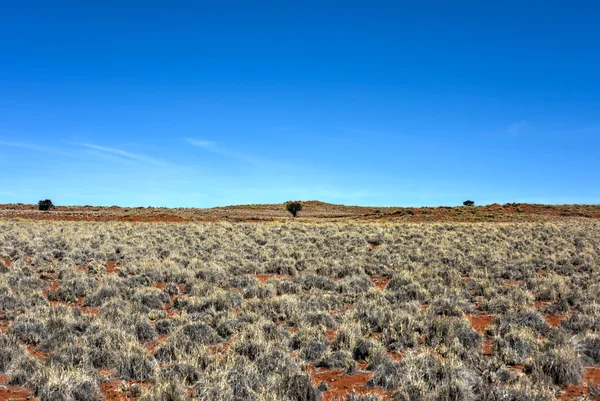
[0,220,599,400]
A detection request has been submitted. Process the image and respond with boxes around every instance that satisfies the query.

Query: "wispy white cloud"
[185,138,271,167]
[76,143,170,167]
[0,140,62,154]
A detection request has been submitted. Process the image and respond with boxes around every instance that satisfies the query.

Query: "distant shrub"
[285,201,303,217]
[38,199,54,211]
[463,200,475,206]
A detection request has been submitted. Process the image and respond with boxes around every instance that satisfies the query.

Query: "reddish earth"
[312,369,393,401]
[367,243,379,250]
[559,366,600,400]
[251,274,295,284]
[503,280,522,286]
[27,345,49,360]
[546,314,568,328]
[482,339,494,355]
[101,380,148,401]
[586,366,600,385]
[81,306,100,315]
[466,314,494,334]
[0,259,10,267]
[369,276,390,290]
[389,352,404,361]
[560,385,588,400]
[0,313,8,333]
[145,334,168,354]
[356,362,369,370]
[534,300,552,308]
[508,365,524,372]
[106,261,120,274]
[2,202,600,223]
[0,374,36,401]
[325,329,337,341]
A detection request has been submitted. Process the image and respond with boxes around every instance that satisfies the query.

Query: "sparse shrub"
[0,333,24,372]
[181,322,221,345]
[300,340,328,361]
[377,352,481,399]
[305,312,336,330]
[495,326,539,365]
[156,319,172,335]
[463,200,475,206]
[137,287,170,309]
[337,275,374,295]
[429,291,471,317]
[353,339,381,362]
[31,367,103,401]
[580,334,600,364]
[265,257,298,275]
[140,379,190,401]
[317,349,355,372]
[300,274,335,291]
[561,313,598,333]
[368,356,402,390]
[536,345,583,387]
[285,201,303,218]
[10,319,47,345]
[482,383,557,401]
[84,284,119,307]
[344,394,382,401]
[255,348,300,377]
[117,344,157,381]
[161,362,202,384]
[280,372,320,401]
[426,317,481,351]
[496,310,549,335]
[38,199,55,211]
[7,353,42,385]
[136,320,158,341]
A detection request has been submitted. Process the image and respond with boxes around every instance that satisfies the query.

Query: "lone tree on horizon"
[463,200,475,206]
[285,201,303,218]
[38,199,54,211]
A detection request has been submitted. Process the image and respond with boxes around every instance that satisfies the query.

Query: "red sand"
[546,314,568,328]
[0,374,36,401]
[466,314,494,334]
[482,339,494,355]
[27,345,49,360]
[559,366,600,400]
[325,329,337,341]
[369,276,390,290]
[106,261,120,274]
[312,369,393,401]
[251,274,295,284]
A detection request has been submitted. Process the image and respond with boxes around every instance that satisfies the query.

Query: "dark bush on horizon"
[38,199,54,211]
[463,200,475,206]
[285,201,303,218]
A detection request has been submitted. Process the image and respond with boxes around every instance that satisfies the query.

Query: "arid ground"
[0,203,599,400]
[2,201,600,222]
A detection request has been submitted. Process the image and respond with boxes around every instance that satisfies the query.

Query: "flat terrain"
[2,201,600,222]
[1,216,600,400]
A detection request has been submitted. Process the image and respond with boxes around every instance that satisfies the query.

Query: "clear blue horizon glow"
[1,1,599,208]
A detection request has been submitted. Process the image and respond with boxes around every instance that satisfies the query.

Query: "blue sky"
[1,1,599,207]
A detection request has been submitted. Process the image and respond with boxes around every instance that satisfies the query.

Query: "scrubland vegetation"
[1,219,599,400]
